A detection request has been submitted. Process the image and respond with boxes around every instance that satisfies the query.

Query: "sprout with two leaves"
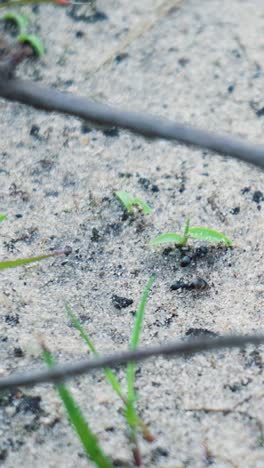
[150,217,232,248]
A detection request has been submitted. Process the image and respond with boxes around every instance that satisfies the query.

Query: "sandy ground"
[0,0,264,466]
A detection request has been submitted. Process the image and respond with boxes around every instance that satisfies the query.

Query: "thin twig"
[0,334,264,391]
[0,78,264,168]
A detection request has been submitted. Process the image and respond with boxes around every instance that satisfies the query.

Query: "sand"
[0,0,264,466]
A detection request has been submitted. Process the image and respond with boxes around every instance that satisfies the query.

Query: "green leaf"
[128,198,153,215]
[43,349,113,468]
[65,304,124,400]
[126,275,155,425]
[0,251,64,270]
[65,304,154,442]
[114,191,153,215]
[149,232,185,246]
[115,191,133,212]
[2,12,28,33]
[0,214,7,223]
[129,275,156,350]
[188,227,232,246]
[18,34,45,57]
[125,275,155,460]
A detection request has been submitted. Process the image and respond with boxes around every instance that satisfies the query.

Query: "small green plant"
[1,6,45,59]
[65,275,156,466]
[0,214,7,223]
[114,191,153,215]
[125,275,155,465]
[0,215,70,269]
[150,216,232,248]
[42,344,113,468]
[18,34,45,57]
[1,12,28,34]
[0,250,68,270]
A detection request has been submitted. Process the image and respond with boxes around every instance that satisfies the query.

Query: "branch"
[0,334,264,391]
[0,78,264,168]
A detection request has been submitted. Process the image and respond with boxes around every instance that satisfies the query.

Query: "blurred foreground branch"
[0,78,264,168]
[0,334,264,391]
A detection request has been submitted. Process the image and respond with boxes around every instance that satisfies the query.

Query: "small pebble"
[30,125,41,139]
[112,295,133,309]
[180,255,192,267]
[252,190,263,203]
[91,227,100,242]
[195,246,208,257]
[14,347,24,358]
[230,206,240,215]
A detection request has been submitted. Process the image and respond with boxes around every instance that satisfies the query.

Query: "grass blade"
[65,304,155,442]
[127,275,156,402]
[0,214,7,223]
[0,249,69,270]
[129,275,156,350]
[65,304,124,399]
[42,346,113,468]
[188,227,232,246]
[149,232,184,246]
[126,275,156,464]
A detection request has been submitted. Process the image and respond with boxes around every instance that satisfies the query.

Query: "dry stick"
[0,78,264,169]
[0,334,264,391]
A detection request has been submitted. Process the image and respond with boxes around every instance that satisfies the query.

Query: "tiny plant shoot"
[1,12,28,34]
[150,216,232,248]
[1,11,45,58]
[65,304,154,443]
[125,274,156,466]
[65,275,156,466]
[42,343,113,468]
[0,214,7,223]
[0,215,71,270]
[18,34,45,57]
[0,250,70,270]
[115,191,153,215]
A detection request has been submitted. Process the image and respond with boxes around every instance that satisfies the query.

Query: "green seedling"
[65,304,154,442]
[42,344,113,468]
[18,34,45,57]
[150,216,232,248]
[65,304,124,400]
[0,215,70,269]
[1,12,28,34]
[125,274,156,465]
[66,275,156,466]
[0,214,7,223]
[0,250,69,270]
[115,190,153,215]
